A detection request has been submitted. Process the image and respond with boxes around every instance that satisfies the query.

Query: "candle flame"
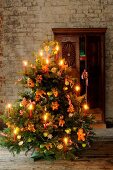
[75,85,80,92]
[14,127,20,135]
[44,114,47,122]
[59,59,64,66]
[46,58,49,64]
[39,50,43,57]
[7,103,11,109]
[63,137,68,145]
[28,104,34,110]
[83,103,89,110]
[23,61,28,66]
[56,45,59,51]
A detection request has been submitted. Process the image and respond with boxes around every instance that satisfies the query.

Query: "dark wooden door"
[53,28,106,122]
[87,36,101,108]
[54,34,80,79]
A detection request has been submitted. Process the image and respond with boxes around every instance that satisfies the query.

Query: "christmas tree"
[0,40,94,160]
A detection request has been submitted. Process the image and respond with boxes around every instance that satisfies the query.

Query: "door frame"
[52,28,107,122]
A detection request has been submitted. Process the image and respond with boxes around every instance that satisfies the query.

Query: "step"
[80,128,113,158]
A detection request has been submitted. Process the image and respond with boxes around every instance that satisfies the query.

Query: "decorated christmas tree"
[0,40,94,160]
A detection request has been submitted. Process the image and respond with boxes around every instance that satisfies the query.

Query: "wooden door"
[53,28,106,123]
[54,34,80,79]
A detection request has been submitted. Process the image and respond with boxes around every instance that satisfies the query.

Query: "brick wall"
[0,0,5,114]
[1,0,113,121]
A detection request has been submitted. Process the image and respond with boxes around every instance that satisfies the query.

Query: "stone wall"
[0,0,5,114]
[1,0,113,121]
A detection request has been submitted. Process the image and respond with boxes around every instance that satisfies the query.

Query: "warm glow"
[44,114,47,122]
[39,50,43,57]
[75,85,80,92]
[28,104,34,111]
[23,60,28,66]
[83,103,89,110]
[63,137,68,145]
[13,127,19,135]
[59,59,64,66]
[7,103,11,109]
[46,58,49,65]
[55,45,59,51]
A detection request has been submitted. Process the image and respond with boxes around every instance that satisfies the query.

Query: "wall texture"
[1,0,113,121]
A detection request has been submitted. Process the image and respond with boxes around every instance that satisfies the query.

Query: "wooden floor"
[0,128,113,170]
[0,148,113,170]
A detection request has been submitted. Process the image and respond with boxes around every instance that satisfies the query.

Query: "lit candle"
[7,103,12,117]
[46,58,49,65]
[75,85,80,96]
[59,59,64,67]
[39,50,43,57]
[13,127,19,141]
[55,45,59,52]
[55,44,59,61]
[43,114,48,128]
[28,104,34,118]
[63,137,68,146]
[23,60,28,74]
[83,103,89,115]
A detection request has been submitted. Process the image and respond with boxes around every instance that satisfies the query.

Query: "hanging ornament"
[52,88,58,97]
[65,128,71,134]
[20,97,28,107]
[27,78,35,88]
[42,65,49,73]
[67,104,75,113]
[59,116,65,127]
[51,101,59,110]
[81,69,88,86]
[57,144,63,150]
[77,128,86,141]
[45,143,52,150]
[18,141,23,146]
[36,75,42,83]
